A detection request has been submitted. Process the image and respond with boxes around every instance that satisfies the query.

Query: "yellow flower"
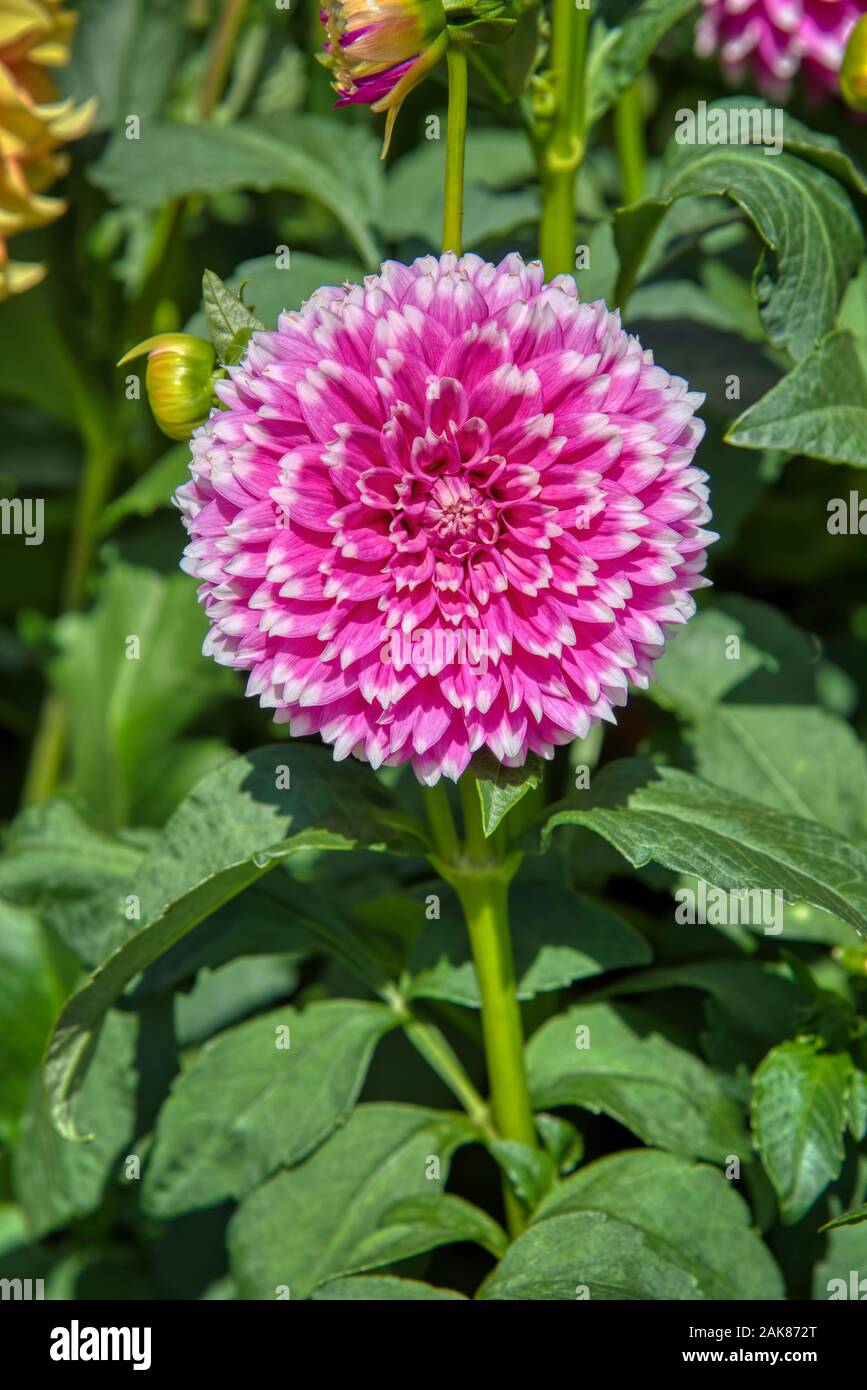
[0,0,95,299]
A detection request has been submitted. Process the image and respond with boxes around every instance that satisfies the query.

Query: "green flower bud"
[832,944,867,977]
[118,333,217,441]
[841,16,867,112]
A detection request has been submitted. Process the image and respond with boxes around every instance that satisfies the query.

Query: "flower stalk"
[428,775,538,1236]
[537,0,591,278]
[614,78,646,204]
[443,42,469,254]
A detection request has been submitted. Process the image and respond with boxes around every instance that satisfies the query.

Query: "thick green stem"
[442,44,469,255]
[454,859,535,1236]
[614,78,646,205]
[455,868,534,1150]
[430,774,538,1235]
[538,0,591,278]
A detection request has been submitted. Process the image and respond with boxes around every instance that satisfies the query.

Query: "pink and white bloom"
[175,254,712,784]
[696,0,867,100]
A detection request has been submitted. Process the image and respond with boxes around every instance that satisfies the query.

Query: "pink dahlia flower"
[175,254,712,784]
[696,0,867,100]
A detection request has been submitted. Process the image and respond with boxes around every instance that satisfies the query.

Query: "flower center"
[422,475,498,554]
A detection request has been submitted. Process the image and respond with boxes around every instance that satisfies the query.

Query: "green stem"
[199,0,248,118]
[455,862,535,1235]
[453,868,534,1150]
[402,1015,495,1139]
[538,0,591,278]
[442,44,469,255]
[434,774,538,1235]
[63,435,121,612]
[614,78,646,205]
[21,387,118,806]
[20,694,67,807]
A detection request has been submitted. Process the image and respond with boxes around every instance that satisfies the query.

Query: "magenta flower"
[175,254,712,784]
[696,0,867,99]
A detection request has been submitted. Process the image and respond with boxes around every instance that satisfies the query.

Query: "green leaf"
[201,270,264,366]
[0,800,144,964]
[820,1200,867,1232]
[526,1002,746,1161]
[89,115,383,268]
[813,1217,867,1296]
[628,275,763,340]
[601,959,810,1061]
[43,746,413,1139]
[187,254,362,337]
[0,289,86,426]
[130,738,234,829]
[13,1011,138,1240]
[479,1149,785,1300]
[49,562,231,828]
[651,597,839,720]
[173,954,302,1047]
[62,0,186,133]
[586,0,699,126]
[350,1192,508,1268]
[846,1069,867,1141]
[0,901,67,1139]
[228,1104,477,1299]
[615,118,863,359]
[488,1139,555,1208]
[99,445,192,533]
[536,1112,585,1174]
[473,754,543,837]
[532,760,867,938]
[752,1040,852,1224]
[727,330,867,467]
[143,1001,400,1216]
[312,1275,467,1300]
[408,880,651,1007]
[752,103,867,198]
[693,706,867,837]
[130,879,314,995]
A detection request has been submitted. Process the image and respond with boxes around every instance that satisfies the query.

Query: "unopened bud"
[118,333,217,441]
[842,17,867,111]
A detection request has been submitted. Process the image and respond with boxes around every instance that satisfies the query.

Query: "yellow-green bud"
[832,944,867,977]
[841,17,867,112]
[118,333,217,441]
